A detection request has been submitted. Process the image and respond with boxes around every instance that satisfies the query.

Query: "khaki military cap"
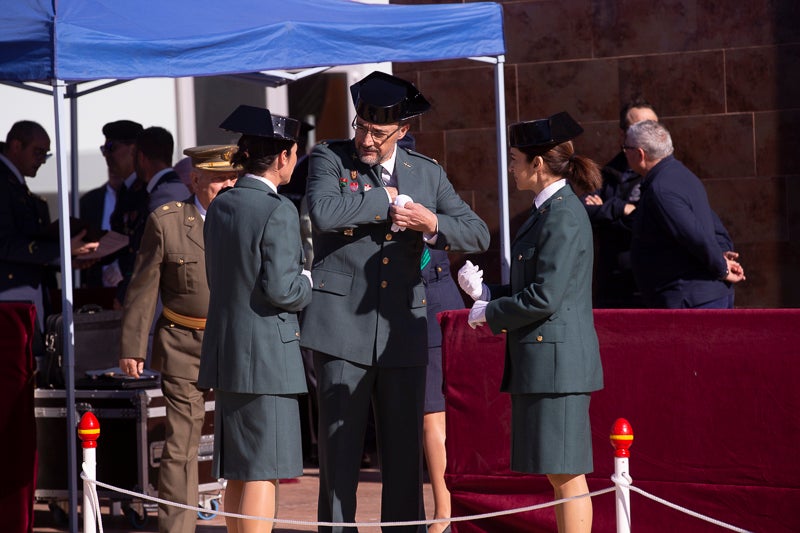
[182,144,240,171]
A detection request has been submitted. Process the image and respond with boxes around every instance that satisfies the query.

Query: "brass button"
[161,205,170,211]
[422,298,426,304]
[169,323,175,328]
[295,331,300,337]
[344,228,354,236]
[385,234,393,241]
[176,202,183,207]
[380,280,388,288]
[319,282,325,288]
[537,335,543,342]
[7,273,13,280]
[382,257,389,265]
[436,266,443,272]
[179,258,184,264]
[444,245,451,251]
[501,329,507,333]
[375,215,382,220]
[518,254,523,261]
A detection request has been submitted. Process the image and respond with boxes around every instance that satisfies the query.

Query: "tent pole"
[493,56,510,283]
[68,83,81,287]
[53,79,79,533]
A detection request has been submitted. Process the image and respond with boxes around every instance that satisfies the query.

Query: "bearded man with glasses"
[302,71,490,533]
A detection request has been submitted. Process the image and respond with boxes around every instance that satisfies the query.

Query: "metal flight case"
[34,386,222,528]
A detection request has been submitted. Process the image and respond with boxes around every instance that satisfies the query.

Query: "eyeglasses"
[621,144,640,152]
[100,140,131,156]
[351,118,401,146]
[32,147,52,160]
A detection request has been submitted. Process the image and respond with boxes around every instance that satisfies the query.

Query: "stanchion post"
[78,412,100,533]
[610,418,634,533]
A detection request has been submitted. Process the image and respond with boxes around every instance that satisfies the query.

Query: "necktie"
[420,247,431,271]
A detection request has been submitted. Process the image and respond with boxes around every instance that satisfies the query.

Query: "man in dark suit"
[112,126,189,305]
[301,71,490,533]
[626,120,745,308]
[80,119,143,288]
[0,121,98,333]
[120,145,238,533]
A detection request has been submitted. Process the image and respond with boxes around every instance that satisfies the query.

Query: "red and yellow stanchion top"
[78,411,100,449]
[610,418,634,458]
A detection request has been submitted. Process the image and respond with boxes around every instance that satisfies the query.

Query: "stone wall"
[393,0,800,307]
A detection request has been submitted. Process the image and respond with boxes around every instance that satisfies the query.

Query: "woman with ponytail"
[457,112,604,533]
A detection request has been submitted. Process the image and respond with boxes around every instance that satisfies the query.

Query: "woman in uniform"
[458,112,604,533]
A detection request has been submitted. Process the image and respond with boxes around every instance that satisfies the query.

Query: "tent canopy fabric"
[1,0,505,82]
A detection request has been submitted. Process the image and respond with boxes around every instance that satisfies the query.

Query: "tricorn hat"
[102,120,143,142]
[182,145,241,171]
[509,112,583,153]
[350,71,431,124]
[219,105,301,142]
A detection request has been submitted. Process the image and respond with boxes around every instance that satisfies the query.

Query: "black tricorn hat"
[350,71,431,124]
[219,105,301,141]
[102,120,143,142]
[509,112,584,153]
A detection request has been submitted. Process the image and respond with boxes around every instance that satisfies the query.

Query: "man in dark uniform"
[80,119,143,289]
[111,126,189,305]
[301,71,490,533]
[119,145,238,533]
[0,120,98,333]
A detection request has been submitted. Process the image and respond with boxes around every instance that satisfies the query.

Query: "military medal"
[339,176,348,189]
[349,170,359,192]
[364,184,372,191]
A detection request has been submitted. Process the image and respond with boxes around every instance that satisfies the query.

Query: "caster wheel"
[198,497,220,520]
[124,505,149,529]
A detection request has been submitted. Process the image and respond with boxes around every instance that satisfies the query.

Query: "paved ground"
[33,466,437,532]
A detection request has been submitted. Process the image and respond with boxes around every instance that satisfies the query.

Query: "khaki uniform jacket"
[301,140,490,367]
[121,198,207,380]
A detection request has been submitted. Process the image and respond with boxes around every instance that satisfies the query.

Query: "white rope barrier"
[76,413,756,533]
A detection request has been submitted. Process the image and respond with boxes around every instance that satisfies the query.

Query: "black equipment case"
[34,387,221,525]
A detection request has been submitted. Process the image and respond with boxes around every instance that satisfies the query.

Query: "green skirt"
[509,392,593,475]
[212,390,303,481]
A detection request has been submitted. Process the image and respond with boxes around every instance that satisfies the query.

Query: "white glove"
[391,194,413,232]
[468,300,488,329]
[302,269,313,286]
[458,260,490,301]
[102,262,124,287]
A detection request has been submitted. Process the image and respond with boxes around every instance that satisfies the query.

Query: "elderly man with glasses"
[625,120,745,308]
[302,71,490,533]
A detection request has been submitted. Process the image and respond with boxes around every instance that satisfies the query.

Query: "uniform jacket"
[121,198,208,380]
[486,183,603,394]
[79,184,110,288]
[301,140,490,367]
[630,155,729,308]
[0,159,58,326]
[198,176,311,394]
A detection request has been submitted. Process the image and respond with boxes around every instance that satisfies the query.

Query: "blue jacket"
[630,155,730,308]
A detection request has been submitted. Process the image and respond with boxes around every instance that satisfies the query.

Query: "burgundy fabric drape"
[0,302,38,533]
[441,308,800,533]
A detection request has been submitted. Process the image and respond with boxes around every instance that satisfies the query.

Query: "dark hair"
[136,126,174,165]
[519,141,601,196]
[619,96,656,131]
[6,120,48,146]
[232,135,295,175]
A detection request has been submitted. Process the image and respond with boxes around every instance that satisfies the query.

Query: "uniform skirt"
[212,390,303,481]
[509,392,593,475]
[424,346,445,414]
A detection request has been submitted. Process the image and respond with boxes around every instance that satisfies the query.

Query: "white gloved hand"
[391,194,413,232]
[458,260,489,301]
[301,269,313,286]
[468,300,488,329]
[102,262,124,288]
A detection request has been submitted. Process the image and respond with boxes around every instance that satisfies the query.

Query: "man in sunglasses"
[80,119,143,288]
[302,71,490,533]
[0,120,99,336]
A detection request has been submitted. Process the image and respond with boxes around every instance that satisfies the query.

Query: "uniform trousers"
[313,351,427,533]
[158,373,206,533]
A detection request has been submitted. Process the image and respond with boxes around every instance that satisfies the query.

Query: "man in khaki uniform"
[119,145,238,533]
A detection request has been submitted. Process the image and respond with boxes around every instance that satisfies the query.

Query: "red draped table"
[440,309,800,533]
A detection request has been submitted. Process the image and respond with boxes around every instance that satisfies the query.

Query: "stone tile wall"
[394,0,800,307]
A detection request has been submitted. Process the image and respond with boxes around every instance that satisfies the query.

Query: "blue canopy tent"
[1,1,507,529]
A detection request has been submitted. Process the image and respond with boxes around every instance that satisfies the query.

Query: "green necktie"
[420,246,431,271]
